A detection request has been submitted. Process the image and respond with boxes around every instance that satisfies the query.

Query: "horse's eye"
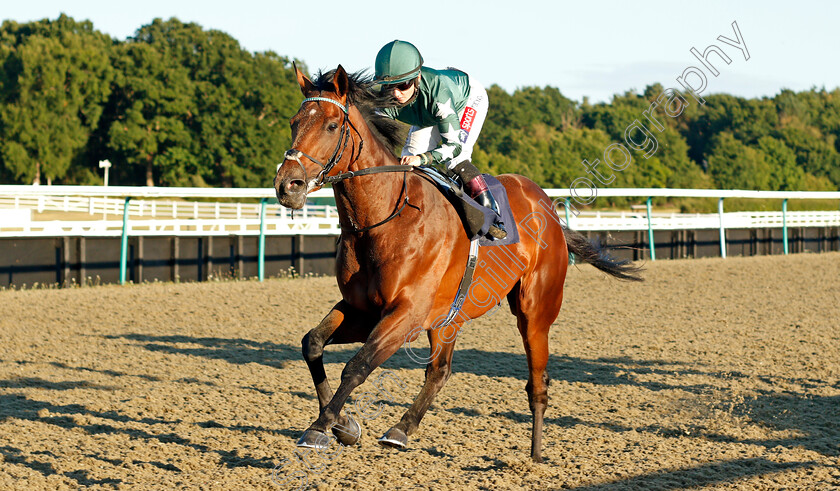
[327,122,339,132]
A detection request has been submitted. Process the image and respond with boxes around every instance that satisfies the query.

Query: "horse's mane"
[311,69,407,154]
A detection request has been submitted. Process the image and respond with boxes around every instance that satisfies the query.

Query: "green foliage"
[104,38,195,186]
[0,13,838,210]
[774,121,840,186]
[101,18,298,187]
[0,15,114,184]
[757,136,804,190]
[707,132,773,189]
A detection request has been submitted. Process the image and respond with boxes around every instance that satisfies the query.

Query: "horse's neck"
[333,113,405,230]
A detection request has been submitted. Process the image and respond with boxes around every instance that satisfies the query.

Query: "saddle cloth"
[414,167,520,247]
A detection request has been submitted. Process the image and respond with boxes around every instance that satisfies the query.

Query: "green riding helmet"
[374,40,424,86]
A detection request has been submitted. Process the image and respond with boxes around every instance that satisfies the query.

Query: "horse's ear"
[333,64,349,100]
[294,62,316,96]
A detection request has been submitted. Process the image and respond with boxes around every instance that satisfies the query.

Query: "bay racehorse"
[274,65,642,462]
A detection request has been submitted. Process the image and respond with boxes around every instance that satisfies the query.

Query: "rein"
[324,165,422,233]
[340,170,421,234]
[323,164,414,183]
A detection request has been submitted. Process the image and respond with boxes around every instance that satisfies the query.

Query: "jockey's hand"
[400,155,422,167]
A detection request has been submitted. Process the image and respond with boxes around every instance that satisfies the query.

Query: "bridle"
[281,95,420,233]
[283,96,364,189]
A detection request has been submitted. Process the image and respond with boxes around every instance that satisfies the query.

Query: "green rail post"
[564,198,575,265]
[718,197,726,259]
[782,198,789,255]
[646,197,656,261]
[258,198,267,281]
[119,197,131,285]
[564,198,571,228]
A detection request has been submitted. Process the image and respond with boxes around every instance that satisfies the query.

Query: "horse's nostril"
[287,179,306,192]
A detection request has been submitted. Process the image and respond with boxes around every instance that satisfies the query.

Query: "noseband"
[283,96,363,189]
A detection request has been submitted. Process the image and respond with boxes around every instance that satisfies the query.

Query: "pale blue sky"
[4,0,837,102]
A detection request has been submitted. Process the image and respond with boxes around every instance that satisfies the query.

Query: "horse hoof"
[378,427,408,448]
[331,415,361,446]
[296,429,332,449]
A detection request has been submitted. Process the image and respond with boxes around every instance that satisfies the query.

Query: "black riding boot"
[466,176,507,239]
[451,160,507,239]
[471,185,507,239]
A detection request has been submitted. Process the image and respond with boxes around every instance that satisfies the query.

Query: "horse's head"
[274,64,355,209]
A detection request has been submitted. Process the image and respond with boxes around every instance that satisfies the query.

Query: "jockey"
[373,40,507,239]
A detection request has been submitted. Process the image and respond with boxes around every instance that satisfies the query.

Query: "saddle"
[413,166,520,246]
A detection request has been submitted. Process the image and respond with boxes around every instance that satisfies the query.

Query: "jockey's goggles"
[387,79,415,92]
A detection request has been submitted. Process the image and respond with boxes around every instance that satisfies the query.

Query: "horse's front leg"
[298,305,418,448]
[299,301,374,446]
[379,322,460,448]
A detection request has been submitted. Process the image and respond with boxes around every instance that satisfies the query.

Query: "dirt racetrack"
[1,252,839,490]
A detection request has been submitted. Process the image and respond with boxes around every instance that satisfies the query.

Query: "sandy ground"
[0,252,838,490]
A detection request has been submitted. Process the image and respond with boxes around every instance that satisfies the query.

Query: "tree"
[756,136,804,190]
[707,132,773,190]
[1,13,837,199]
[681,94,777,166]
[0,15,114,184]
[659,127,712,189]
[104,39,196,186]
[774,123,840,188]
[189,39,298,188]
[101,18,300,187]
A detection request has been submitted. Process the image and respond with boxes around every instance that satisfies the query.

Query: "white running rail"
[1,186,838,238]
[566,210,840,231]
[0,195,335,220]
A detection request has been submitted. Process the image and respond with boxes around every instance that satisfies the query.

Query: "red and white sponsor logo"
[460,107,477,131]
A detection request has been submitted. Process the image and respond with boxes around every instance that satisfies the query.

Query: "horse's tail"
[563,228,644,281]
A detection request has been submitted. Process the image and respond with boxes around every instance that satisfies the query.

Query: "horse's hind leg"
[380,324,459,448]
[300,300,373,447]
[507,276,564,463]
